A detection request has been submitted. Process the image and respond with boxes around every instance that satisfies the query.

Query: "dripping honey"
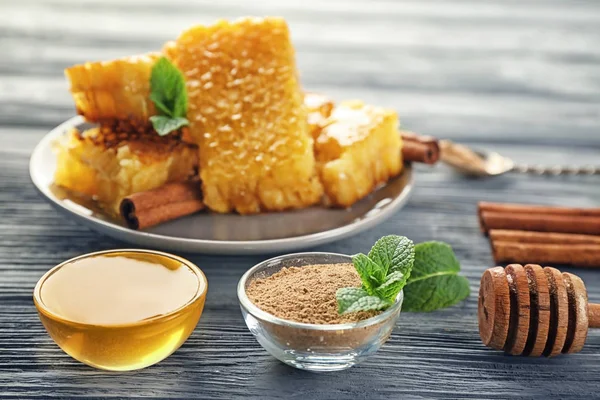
[33,250,207,371]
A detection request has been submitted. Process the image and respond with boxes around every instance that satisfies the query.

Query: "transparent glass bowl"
[33,249,208,371]
[237,252,403,372]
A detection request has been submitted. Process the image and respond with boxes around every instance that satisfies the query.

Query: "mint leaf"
[173,82,188,118]
[336,287,369,314]
[402,241,470,312]
[149,56,189,135]
[150,95,174,117]
[403,275,470,312]
[150,57,187,118]
[336,286,391,314]
[343,296,390,314]
[368,235,414,284]
[150,116,189,136]
[352,253,385,295]
[336,235,415,316]
[374,271,404,302]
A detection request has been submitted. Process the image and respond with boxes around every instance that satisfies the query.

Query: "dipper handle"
[589,303,600,328]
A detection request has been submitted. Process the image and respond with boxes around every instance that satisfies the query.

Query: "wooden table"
[1,0,599,398]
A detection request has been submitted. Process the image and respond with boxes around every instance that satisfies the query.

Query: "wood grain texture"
[1,0,600,398]
[523,264,550,357]
[543,267,571,357]
[478,267,510,349]
[503,264,531,355]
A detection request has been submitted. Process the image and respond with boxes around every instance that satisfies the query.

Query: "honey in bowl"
[33,250,207,371]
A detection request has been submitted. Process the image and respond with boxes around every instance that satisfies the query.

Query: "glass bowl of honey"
[33,249,208,371]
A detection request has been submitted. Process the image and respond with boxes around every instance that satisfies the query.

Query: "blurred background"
[2,0,598,149]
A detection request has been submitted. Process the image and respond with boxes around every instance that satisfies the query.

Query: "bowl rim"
[237,251,403,331]
[33,248,208,329]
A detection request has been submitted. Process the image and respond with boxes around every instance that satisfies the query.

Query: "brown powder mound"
[246,263,381,324]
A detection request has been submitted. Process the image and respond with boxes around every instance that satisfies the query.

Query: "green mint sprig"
[336,235,415,314]
[336,236,470,314]
[402,241,470,312]
[149,56,189,136]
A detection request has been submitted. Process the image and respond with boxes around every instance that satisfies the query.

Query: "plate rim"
[29,116,414,255]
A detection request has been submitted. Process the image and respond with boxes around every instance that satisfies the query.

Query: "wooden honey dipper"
[478,264,600,356]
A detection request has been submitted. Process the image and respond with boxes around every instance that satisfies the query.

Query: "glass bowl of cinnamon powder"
[237,252,403,372]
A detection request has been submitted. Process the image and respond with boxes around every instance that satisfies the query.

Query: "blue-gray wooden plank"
[0,0,599,398]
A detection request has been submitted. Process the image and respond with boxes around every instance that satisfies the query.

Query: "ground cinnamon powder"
[246,263,381,324]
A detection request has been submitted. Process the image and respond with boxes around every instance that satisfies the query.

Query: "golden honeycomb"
[172,17,323,214]
[65,53,160,124]
[304,92,334,139]
[54,127,198,214]
[314,100,403,207]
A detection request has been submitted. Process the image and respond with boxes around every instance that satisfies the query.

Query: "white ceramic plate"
[30,116,414,255]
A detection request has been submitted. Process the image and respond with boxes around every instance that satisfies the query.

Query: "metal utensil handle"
[512,164,600,176]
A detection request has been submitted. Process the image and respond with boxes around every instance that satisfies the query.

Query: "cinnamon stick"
[401,131,438,145]
[401,131,440,165]
[478,202,600,235]
[491,241,600,268]
[480,211,600,236]
[479,202,600,219]
[120,181,204,230]
[490,230,600,245]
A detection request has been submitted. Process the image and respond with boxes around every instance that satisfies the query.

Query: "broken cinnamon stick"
[401,131,440,165]
[478,202,600,235]
[120,181,204,230]
[401,131,438,144]
[491,241,600,268]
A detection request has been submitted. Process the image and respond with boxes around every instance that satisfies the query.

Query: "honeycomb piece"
[53,127,198,214]
[162,41,178,61]
[53,136,98,199]
[315,100,403,207]
[65,53,160,124]
[173,17,323,214]
[304,92,334,139]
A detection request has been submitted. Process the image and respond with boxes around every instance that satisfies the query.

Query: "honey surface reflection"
[34,250,207,371]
